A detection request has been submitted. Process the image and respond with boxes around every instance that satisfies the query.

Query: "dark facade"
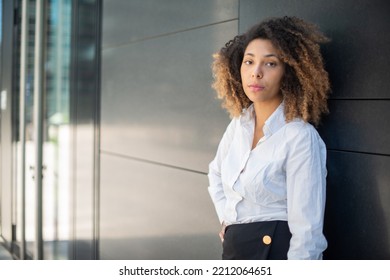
[1,0,389,260]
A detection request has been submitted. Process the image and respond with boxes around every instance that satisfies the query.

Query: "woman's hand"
[219,222,227,242]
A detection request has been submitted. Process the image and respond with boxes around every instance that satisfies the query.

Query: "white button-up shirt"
[208,103,327,259]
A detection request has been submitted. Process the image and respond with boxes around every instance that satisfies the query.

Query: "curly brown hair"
[212,16,330,126]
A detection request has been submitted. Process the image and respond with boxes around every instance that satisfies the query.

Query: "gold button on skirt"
[262,235,272,245]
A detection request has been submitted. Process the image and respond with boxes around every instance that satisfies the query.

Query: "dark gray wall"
[239,0,390,259]
[100,0,237,259]
[100,0,390,259]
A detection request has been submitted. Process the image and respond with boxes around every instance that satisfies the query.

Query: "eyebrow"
[244,52,278,58]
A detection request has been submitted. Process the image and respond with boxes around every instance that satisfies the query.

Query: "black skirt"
[222,220,292,260]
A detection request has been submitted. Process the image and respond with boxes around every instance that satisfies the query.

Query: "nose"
[251,66,263,78]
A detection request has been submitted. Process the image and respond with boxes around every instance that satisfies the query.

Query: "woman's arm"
[208,118,237,225]
[285,122,328,259]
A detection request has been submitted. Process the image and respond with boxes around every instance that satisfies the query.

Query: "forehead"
[244,38,280,56]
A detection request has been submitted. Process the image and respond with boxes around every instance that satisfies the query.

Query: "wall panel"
[324,151,390,259]
[102,0,238,48]
[100,153,221,259]
[101,21,236,173]
[318,100,390,155]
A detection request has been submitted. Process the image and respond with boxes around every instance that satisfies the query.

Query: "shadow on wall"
[322,152,390,259]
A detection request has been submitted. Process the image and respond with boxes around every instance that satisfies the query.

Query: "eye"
[243,60,253,65]
[265,61,277,67]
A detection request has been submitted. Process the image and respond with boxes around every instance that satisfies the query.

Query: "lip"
[248,84,265,91]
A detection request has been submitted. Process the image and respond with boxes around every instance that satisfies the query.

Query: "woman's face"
[240,39,285,105]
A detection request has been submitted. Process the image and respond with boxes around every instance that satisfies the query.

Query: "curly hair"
[212,16,330,126]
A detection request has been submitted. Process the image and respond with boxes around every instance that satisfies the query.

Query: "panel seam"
[100,150,208,175]
[327,149,390,157]
[102,18,239,51]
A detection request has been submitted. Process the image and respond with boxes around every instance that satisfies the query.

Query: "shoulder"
[225,115,240,132]
[225,108,249,132]
[283,119,323,144]
[218,116,241,145]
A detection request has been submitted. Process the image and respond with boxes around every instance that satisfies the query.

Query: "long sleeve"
[285,123,328,259]
[208,118,237,224]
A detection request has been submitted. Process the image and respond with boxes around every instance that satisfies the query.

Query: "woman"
[208,16,330,260]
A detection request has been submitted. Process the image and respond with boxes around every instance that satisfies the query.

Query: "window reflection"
[42,0,72,259]
[16,0,72,259]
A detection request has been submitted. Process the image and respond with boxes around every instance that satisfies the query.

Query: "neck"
[253,98,282,127]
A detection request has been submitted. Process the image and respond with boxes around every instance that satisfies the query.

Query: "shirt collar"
[240,102,286,137]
